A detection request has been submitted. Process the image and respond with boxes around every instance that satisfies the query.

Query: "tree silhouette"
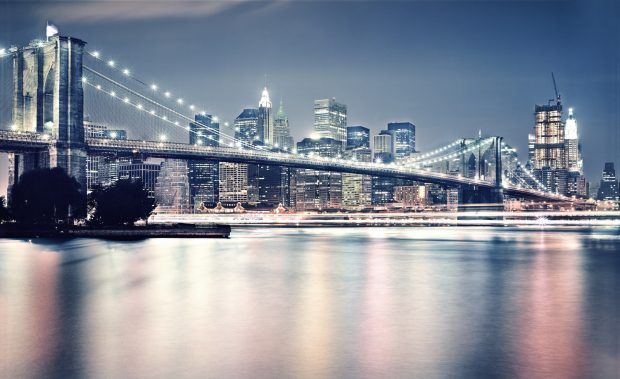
[10,168,84,225]
[89,179,155,226]
[0,196,8,222]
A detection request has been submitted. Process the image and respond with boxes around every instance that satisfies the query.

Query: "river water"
[1,227,619,379]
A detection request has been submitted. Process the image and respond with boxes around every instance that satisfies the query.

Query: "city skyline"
[0,0,619,197]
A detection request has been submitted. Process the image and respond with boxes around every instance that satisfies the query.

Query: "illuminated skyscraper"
[273,99,294,150]
[532,100,567,194]
[294,137,343,210]
[597,162,618,202]
[155,159,191,213]
[314,98,347,144]
[258,87,274,145]
[346,126,370,149]
[387,122,416,159]
[564,108,587,197]
[188,114,219,208]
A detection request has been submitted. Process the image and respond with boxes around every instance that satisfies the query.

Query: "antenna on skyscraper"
[551,72,561,104]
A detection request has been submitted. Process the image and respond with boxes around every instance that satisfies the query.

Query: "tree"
[10,167,84,225]
[89,179,155,226]
[0,196,8,222]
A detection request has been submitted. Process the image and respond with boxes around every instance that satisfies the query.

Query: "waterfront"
[1,227,619,379]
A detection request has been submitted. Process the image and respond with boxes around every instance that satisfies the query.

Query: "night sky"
[1,0,618,196]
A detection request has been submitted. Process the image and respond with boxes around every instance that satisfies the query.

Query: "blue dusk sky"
[0,0,618,195]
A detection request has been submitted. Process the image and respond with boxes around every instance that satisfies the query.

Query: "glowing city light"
[92,51,100,58]
[123,68,130,76]
[151,84,158,91]
[108,60,115,67]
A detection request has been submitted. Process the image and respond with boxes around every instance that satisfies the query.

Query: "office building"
[118,159,162,199]
[218,162,248,205]
[294,137,344,210]
[188,114,219,208]
[346,126,370,149]
[314,98,347,144]
[387,122,416,159]
[273,99,294,150]
[597,162,619,202]
[532,100,567,194]
[342,147,372,208]
[155,159,191,213]
[373,130,394,163]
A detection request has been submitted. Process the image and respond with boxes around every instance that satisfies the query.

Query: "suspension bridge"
[0,35,577,206]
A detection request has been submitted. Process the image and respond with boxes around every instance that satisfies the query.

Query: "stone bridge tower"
[9,35,87,195]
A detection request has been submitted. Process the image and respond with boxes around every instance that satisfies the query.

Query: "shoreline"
[0,224,231,239]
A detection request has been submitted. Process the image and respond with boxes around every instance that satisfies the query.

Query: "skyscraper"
[346,126,370,149]
[372,131,396,205]
[294,137,344,210]
[597,162,619,202]
[373,131,394,163]
[273,99,294,150]
[387,122,416,159]
[188,114,219,208]
[532,99,567,194]
[564,108,587,197]
[342,147,372,208]
[155,159,191,213]
[218,162,248,205]
[257,87,274,145]
[118,159,161,199]
[234,108,260,145]
[313,98,347,144]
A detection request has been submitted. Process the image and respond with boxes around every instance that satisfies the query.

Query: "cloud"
[34,0,252,23]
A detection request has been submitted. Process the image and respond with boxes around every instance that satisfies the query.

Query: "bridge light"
[109,131,118,139]
[224,122,229,127]
[123,97,130,103]
[122,68,130,76]
[159,134,167,141]
[0,48,6,55]
[197,139,203,145]
[177,98,184,105]
[150,109,156,115]
[189,105,195,111]
[162,116,167,120]
[213,116,219,122]
[200,111,206,116]
[110,91,116,97]
[96,84,101,90]
[92,51,100,58]
[81,76,87,83]
[137,104,143,110]
[164,91,171,98]
[9,124,17,131]
[151,84,158,91]
[108,60,115,67]
[174,121,179,126]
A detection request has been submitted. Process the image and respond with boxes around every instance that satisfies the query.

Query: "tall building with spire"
[564,108,587,197]
[258,87,274,146]
[273,99,294,150]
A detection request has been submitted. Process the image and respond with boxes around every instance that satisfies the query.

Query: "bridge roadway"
[0,130,571,202]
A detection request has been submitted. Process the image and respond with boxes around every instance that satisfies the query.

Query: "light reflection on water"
[1,227,619,379]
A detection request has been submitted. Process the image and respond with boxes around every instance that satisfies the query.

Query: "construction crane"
[550,72,561,105]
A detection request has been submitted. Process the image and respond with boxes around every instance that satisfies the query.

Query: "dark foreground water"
[1,227,619,379]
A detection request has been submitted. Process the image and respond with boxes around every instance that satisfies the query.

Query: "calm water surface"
[1,227,619,379]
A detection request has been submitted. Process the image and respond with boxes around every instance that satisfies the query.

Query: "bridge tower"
[9,36,87,197]
[459,136,504,206]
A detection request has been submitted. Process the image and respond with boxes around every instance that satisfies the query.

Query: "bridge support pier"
[8,35,87,216]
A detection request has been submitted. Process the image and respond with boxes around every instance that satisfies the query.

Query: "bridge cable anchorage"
[83,67,257,150]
